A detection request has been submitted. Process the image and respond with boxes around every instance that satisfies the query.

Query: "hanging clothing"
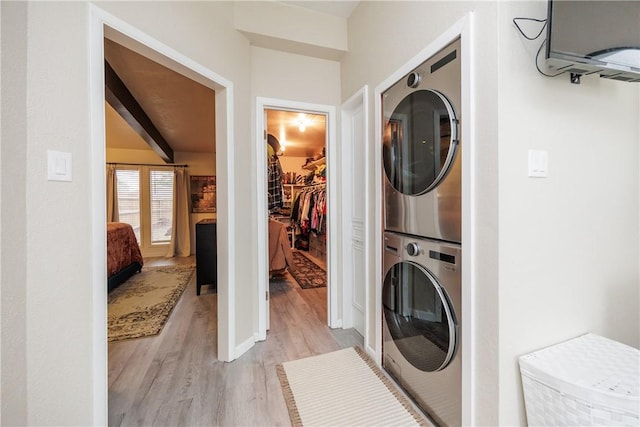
[290,184,327,248]
[267,154,284,213]
[311,190,326,234]
[291,192,302,223]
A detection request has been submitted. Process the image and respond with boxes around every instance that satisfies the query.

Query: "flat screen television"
[545,0,640,82]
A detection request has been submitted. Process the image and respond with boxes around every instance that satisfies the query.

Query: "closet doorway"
[256,98,338,339]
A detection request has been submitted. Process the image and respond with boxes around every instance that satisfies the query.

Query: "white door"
[341,88,368,336]
[263,112,270,331]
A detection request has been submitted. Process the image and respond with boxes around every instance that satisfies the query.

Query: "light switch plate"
[47,150,72,182]
[528,149,548,178]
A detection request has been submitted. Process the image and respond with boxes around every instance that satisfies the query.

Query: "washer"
[382,231,461,427]
[382,38,461,243]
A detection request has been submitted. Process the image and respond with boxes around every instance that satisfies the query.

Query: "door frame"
[89,5,236,423]
[255,97,338,340]
[339,86,369,344]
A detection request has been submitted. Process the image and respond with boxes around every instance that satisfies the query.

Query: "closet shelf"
[301,157,325,170]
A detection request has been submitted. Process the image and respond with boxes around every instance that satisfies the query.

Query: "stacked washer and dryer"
[382,38,462,427]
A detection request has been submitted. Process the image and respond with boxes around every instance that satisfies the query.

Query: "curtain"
[166,167,191,257]
[106,164,119,222]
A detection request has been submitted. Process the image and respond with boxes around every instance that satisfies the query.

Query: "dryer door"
[382,260,457,372]
[382,89,458,196]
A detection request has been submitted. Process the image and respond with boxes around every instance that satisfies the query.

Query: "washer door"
[383,89,458,196]
[382,260,457,372]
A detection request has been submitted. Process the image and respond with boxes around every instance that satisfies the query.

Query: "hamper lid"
[519,333,640,415]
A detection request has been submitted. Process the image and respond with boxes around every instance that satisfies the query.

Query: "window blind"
[115,169,141,242]
[150,170,174,243]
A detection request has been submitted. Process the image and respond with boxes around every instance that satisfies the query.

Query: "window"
[150,170,173,243]
[115,169,141,242]
[115,166,174,253]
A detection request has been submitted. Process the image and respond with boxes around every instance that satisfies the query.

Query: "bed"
[107,222,144,292]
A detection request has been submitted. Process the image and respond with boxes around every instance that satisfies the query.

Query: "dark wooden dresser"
[195,219,217,295]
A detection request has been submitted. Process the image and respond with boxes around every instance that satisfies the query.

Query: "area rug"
[276,347,429,426]
[107,264,195,342]
[289,251,326,289]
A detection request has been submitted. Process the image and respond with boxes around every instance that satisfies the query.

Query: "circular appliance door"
[383,89,458,196]
[382,261,457,372]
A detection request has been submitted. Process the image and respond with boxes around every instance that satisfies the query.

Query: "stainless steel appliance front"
[382,231,461,427]
[382,38,462,243]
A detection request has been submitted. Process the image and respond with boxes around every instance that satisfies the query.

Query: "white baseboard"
[330,318,343,329]
[235,335,255,358]
[365,344,380,365]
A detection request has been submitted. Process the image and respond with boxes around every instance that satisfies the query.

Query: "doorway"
[256,98,338,340]
[265,108,328,329]
[89,6,236,421]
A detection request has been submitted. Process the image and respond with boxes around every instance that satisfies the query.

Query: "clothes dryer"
[382,231,461,426]
[382,38,461,243]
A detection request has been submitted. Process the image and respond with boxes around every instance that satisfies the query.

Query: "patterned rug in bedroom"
[289,251,326,289]
[107,264,195,342]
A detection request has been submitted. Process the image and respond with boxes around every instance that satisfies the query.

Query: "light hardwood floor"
[108,254,363,426]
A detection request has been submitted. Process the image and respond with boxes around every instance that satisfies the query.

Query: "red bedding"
[107,222,143,277]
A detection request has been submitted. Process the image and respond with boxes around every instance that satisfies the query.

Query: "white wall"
[23,3,94,424]
[0,4,3,422]
[0,1,254,423]
[279,155,311,178]
[343,2,501,424]
[497,1,639,425]
[1,1,28,424]
[251,46,341,105]
[235,2,347,54]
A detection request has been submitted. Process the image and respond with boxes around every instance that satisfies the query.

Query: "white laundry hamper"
[519,333,639,426]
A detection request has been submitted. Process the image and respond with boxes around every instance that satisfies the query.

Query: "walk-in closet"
[266,109,328,318]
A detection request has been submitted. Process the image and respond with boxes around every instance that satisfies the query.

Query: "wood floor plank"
[109,255,363,426]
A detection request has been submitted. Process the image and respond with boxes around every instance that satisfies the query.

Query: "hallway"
[108,257,362,426]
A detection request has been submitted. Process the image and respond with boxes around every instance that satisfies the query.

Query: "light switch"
[528,149,548,178]
[47,150,72,182]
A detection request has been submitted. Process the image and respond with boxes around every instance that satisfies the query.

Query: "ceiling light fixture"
[295,113,311,133]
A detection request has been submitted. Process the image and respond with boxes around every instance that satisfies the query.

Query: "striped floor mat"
[276,347,430,426]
